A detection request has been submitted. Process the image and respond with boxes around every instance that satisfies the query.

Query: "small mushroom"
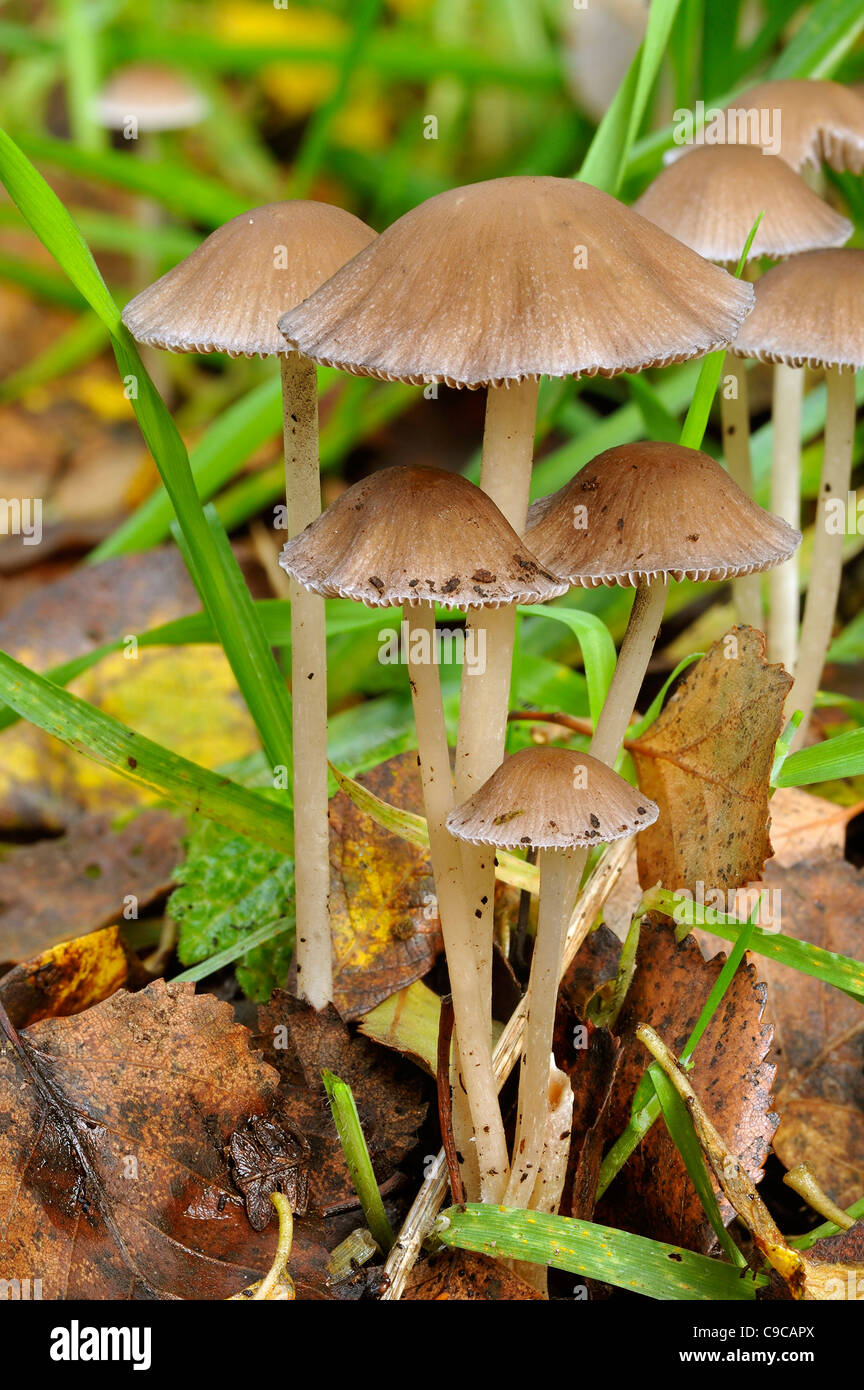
[732,248,864,746]
[280,464,566,1201]
[525,441,800,766]
[447,746,658,1207]
[635,144,852,652]
[122,201,375,1012]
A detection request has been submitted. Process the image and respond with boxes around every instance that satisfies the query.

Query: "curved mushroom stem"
[768,363,804,670]
[405,602,510,1202]
[456,378,540,1015]
[281,352,332,1010]
[786,365,856,750]
[721,354,762,630]
[589,576,669,768]
[505,846,587,1206]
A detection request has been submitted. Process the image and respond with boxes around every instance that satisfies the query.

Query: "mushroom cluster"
[119,115,862,1217]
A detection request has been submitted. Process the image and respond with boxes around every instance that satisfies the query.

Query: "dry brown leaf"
[639,1025,864,1300]
[592,921,777,1252]
[255,992,428,1216]
[630,627,791,893]
[0,810,185,962]
[403,1250,543,1300]
[0,979,291,1299]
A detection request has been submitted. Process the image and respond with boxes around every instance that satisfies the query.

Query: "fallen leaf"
[0,809,185,962]
[767,787,861,868]
[228,1113,311,1228]
[0,551,258,831]
[0,926,136,1028]
[751,855,864,1209]
[403,1249,544,1300]
[639,1025,864,1300]
[630,627,791,893]
[328,752,444,1019]
[255,992,428,1217]
[0,979,287,1299]
[593,921,777,1253]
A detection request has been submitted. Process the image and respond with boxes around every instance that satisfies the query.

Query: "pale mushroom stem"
[721,354,763,630]
[589,577,669,768]
[281,353,332,1011]
[786,365,856,749]
[405,602,510,1202]
[505,846,587,1205]
[456,378,540,1011]
[768,363,805,669]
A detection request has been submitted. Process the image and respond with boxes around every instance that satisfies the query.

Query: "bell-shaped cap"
[524,441,801,587]
[445,746,658,850]
[277,176,754,388]
[95,63,208,132]
[121,202,376,357]
[278,465,567,609]
[718,79,864,173]
[634,146,851,264]
[732,248,864,371]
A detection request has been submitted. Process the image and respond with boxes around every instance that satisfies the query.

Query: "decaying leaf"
[255,992,428,1217]
[0,551,257,832]
[757,854,864,1209]
[403,1249,543,1300]
[630,627,791,893]
[0,978,286,1299]
[639,1025,864,1300]
[591,921,777,1253]
[328,752,444,1019]
[229,1115,311,1229]
[0,925,136,1028]
[0,809,185,963]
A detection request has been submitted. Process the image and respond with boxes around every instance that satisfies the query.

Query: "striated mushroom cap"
[635,146,852,264]
[277,176,754,388]
[278,465,568,609]
[732,248,864,371]
[445,746,658,850]
[525,441,801,587]
[121,202,376,357]
[719,79,864,173]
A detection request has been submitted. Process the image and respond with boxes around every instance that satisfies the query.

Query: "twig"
[507,709,637,749]
[379,835,635,1300]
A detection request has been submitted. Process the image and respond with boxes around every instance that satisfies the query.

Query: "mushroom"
[279,464,567,1200]
[634,145,851,651]
[446,746,658,1204]
[525,441,801,766]
[716,79,864,174]
[278,174,754,1021]
[732,249,864,746]
[122,201,376,1011]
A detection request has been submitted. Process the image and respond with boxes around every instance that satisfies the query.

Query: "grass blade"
[0,647,294,853]
[518,605,616,727]
[322,1070,394,1253]
[0,126,294,773]
[436,1204,762,1300]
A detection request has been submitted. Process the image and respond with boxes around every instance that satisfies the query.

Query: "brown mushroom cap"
[524,441,801,587]
[720,80,864,173]
[121,202,376,357]
[95,63,208,132]
[634,146,852,264]
[277,175,754,389]
[278,465,567,609]
[732,248,864,371]
[445,746,658,850]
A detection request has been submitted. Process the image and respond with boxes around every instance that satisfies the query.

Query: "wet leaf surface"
[0,809,185,962]
[255,992,429,1217]
[630,627,791,893]
[0,925,137,1028]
